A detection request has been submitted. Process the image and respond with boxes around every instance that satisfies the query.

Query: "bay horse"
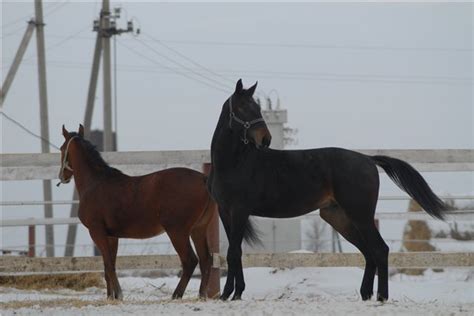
[58,125,216,300]
[207,79,450,302]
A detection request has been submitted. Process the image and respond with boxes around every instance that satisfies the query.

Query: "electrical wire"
[118,39,231,93]
[132,36,233,91]
[1,0,70,39]
[1,111,60,150]
[14,34,472,53]
[44,24,91,54]
[147,38,473,53]
[142,31,235,84]
[11,58,472,86]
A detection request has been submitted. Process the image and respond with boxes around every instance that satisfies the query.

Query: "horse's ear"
[78,124,84,137]
[247,81,258,96]
[235,79,243,94]
[62,125,69,138]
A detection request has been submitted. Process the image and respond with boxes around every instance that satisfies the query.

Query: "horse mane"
[70,132,124,177]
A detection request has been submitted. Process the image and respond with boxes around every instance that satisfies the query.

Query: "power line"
[1,0,70,38]
[10,32,472,53]
[43,0,71,19]
[1,111,60,150]
[2,13,34,30]
[128,38,474,53]
[142,31,234,84]
[9,58,472,86]
[132,36,233,91]
[1,23,32,38]
[44,24,91,53]
[15,24,92,63]
[1,0,71,39]
[25,35,473,53]
[118,39,231,93]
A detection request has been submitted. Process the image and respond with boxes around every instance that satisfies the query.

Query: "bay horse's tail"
[371,155,450,220]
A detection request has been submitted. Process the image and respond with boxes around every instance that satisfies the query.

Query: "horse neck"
[211,107,252,170]
[68,142,99,194]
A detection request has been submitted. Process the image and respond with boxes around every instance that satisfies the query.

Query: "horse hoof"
[231,294,241,301]
[172,293,183,300]
[219,294,229,301]
[377,293,388,302]
[361,292,373,301]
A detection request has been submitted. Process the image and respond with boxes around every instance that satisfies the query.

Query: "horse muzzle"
[250,126,272,149]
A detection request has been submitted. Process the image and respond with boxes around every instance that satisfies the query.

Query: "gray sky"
[1,1,473,254]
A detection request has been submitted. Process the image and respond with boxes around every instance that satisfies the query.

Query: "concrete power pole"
[0,21,36,106]
[34,0,55,257]
[101,0,113,151]
[1,0,55,256]
[64,32,102,257]
[64,2,136,256]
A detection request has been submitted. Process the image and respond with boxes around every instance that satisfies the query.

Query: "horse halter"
[57,135,79,186]
[228,95,265,145]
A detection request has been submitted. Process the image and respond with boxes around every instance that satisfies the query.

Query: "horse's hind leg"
[353,221,389,302]
[168,232,198,299]
[320,206,377,301]
[88,227,123,300]
[191,226,212,299]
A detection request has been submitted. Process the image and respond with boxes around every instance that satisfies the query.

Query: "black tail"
[219,208,262,247]
[371,155,450,220]
[243,217,262,247]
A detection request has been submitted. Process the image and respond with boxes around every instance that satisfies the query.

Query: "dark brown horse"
[58,125,216,300]
[208,79,450,302]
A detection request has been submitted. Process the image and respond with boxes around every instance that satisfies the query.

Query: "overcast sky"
[1,1,472,255]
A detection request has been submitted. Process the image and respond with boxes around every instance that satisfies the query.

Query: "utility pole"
[34,0,55,257]
[101,0,113,151]
[0,20,35,106]
[64,33,102,257]
[2,0,55,256]
[64,3,136,256]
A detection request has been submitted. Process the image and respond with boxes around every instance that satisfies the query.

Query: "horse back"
[221,147,379,218]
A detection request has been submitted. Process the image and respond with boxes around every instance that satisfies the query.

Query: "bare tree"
[306,219,328,252]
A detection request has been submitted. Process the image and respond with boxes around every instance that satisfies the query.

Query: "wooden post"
[202,163,220,298]
[28,224,36,257]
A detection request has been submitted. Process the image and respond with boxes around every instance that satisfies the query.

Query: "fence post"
[202,163,220,298]
[28,224,36,257]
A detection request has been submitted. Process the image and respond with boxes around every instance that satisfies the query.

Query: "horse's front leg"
[89,227,123,300]
[221,211,248,301]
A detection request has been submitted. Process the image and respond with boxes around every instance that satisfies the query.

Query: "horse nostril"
[263,136,271,148]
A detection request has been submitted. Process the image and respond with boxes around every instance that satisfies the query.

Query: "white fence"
[1,149,473,272]
[2,149,473,181]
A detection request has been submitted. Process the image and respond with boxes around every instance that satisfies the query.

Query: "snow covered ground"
[1,267,473,315]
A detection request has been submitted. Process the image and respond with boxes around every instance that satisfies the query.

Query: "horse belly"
[254,205,316,218]
[108,220,165,239]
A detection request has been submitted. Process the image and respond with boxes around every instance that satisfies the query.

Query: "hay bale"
[399,200,441,275]
[0,272,104,291]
